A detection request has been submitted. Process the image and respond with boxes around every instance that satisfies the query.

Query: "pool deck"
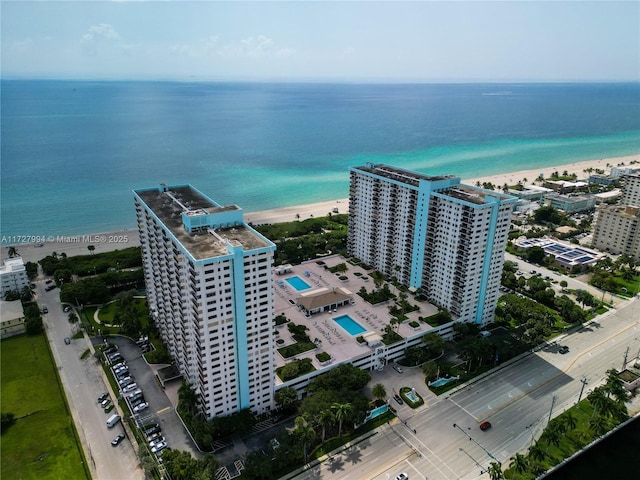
[273,255,439,383]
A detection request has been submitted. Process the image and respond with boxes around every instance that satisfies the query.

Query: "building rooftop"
[272,255,440,385]
[443,184,515,206]
[353,163,458,187]
[135,185,271,261]
[0,300,24,322]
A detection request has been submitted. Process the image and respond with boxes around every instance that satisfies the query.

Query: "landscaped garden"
[1,334,89,480]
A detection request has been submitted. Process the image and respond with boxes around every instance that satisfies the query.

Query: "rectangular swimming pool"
[333,314,367,336]
[285,276,312,291]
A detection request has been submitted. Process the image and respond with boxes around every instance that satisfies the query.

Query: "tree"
[421,361,439,381]
[275,387,298,412]
[332,402,352,437]
[372,383,386,402]
[7,246,18,258]
[87,245,95,255]
[603,369,628,403]
[541,422,562,453]
[589,414,608,437]
[588,387,612,420]
[509,453,528,479]
[561,412,577,431]
[488,461,504,480]
[528,442,547,466]
[293,416,316,464]
[317,408,335,443]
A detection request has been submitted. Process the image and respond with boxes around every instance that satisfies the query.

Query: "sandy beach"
[3,153,638,264]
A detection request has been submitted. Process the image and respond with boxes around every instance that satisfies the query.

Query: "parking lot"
[94,335,202,461]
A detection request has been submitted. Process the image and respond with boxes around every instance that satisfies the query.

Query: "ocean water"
[1,80,639,241]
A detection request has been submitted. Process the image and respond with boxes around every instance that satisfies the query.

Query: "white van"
[106,414,121,428]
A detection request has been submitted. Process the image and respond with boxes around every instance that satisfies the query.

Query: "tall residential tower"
[347,163,516,326]
[134,184,276,419]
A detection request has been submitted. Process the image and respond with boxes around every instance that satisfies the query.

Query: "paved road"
[36,282,145,480]
[293,296,640,480]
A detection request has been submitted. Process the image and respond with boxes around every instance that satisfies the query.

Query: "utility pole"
[622,346,629,370]
[577,377,589,405]
[547,395,557,426]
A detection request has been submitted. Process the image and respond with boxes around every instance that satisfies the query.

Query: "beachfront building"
[621,173,640,207]
[0,257,29,299]
[347,163,516,327]
[544,193,596,214]
[592,205,640,260]
[134,184,277,419]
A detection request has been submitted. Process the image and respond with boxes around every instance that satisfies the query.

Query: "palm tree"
[317,408,335,443]
[589,413,608,437]
[293,416,316,464]
[332,402,352,437]
[87,245,95,255]
[509,453,528,479]
[528,442,547,467]
[541,422,562,454]
[488,461,504,480]
[561,412,577,431]
[7,246,18,258]
[604,369,628,403]
[588,387,611,420]
[372,383,386,403]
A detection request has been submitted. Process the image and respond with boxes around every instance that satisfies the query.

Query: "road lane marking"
[156,407,171,414]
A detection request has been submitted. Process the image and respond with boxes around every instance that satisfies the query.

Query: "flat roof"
[135,186,271,261]
[353,163,458,187]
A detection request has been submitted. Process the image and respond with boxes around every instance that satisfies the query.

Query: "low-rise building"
[544,193,596,214]
[0,300,26,338]
[0,257,29,299]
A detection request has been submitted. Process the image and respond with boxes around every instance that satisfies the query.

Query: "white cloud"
[170,34,294,60]
[81,23,120,44]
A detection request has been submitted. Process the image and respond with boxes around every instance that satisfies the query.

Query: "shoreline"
[3,153,638,264]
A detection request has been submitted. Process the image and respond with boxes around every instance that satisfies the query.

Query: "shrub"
[316,352,331,362]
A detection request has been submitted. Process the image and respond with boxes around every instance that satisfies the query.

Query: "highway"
[293,296,640,480]
[36,283,145,480]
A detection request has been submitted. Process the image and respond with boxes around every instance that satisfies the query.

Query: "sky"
[1,1,639,82]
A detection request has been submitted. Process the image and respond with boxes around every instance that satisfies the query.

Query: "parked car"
[104,403,115,413]
[143,425,161,436]
[111,434,125,446]
[393,394,404,405]
[118,377,132,386]
[63,305,72,312]
[480,421,492,431]
[102,400,112,410]
[392,364,403,374]
[149,436,165,447]
[133,402,149,413]
[396,473,408,480]
[42,306,48,313]
[151,441,167,453]
[64,337,71,345]
[98,392,109,402]
[559,345,570,354]
[122,383,138,393]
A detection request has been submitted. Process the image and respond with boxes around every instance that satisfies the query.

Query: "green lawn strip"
[1,334,89,480]
[503,401,612,479]
[97,301,116,323]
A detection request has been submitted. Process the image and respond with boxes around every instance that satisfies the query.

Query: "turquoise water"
[2,81,638,240]
[334,314,367,336]
[429,376,460,388]
[284,276,311,291]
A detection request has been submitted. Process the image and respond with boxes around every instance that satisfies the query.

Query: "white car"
[395,474,408,480]
[133,402,149,413]
[122,383,138,393]
[151,441,167,453]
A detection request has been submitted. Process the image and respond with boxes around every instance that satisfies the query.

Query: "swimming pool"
[285,276,312,291]
[334,314,367,336]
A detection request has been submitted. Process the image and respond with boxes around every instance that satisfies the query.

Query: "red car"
[480,421,492,431]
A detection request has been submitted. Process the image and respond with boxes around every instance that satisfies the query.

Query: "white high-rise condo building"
[348,164,516,326]
[134,184,276,419]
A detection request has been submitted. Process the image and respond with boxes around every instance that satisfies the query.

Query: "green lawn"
[1,334,89,480]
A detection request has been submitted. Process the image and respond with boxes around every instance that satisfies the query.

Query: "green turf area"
[1,334,89,480]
